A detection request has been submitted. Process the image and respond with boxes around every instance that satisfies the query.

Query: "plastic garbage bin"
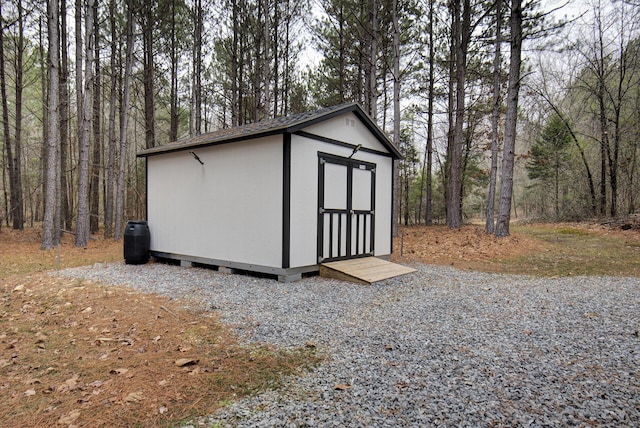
[123,220,150,264]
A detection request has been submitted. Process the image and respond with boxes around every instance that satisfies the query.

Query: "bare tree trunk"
[594,3,608,216]
[391,0,400,237]
[263,0,271,118]
[606,7,630,218]
[447,0,469,229]
[90,0,101,233]
[444,0,457,222]
[43,0,61,249]
[75,0,83,150]
[495,0,522,237]
[231,0,239,126]
[0,0,18,230]
[369,0,378,120]
[338,4,345,102]
[486,0,502,234]
[425,0,435,225]
[38,17,48,224]
[12,0,25,229]
[143,1,155,148]
[169,0,178,142]
[194,0,202,134]
[104,0,117,238]
[75,0,95,247]
[114,1,134,241]
[59,0,72,231]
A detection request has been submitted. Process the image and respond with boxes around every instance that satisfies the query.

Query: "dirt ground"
[0,230,314,427]
[1,222,638,427]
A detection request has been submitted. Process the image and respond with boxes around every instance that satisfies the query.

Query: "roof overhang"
[137,103,402,160]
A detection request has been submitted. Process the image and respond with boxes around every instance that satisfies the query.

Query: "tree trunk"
[369,0,378,120]
[446,0,469,229]
[59,0,71,231]
[263,0,270,118]
[43,0,61,249]
[425,0,434,226]
[12,0,25,229]
[104,0,118,238]
[75,0,83,151]
[444,0,458,223]
[143,1,155,148]
[495,0,522,237]
[194,0,202,134]
[0,0,18,230]
[169,0,178,142]
[391,0,400,237]
[38,17,48,225]
[90,0,101,233]
[486,0,502,234]
[75,0,95,247]
[594,3,608,216]
[114,1,134,241]
[231,0,239,126]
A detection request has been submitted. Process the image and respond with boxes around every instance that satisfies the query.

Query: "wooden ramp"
[320,257,416,285]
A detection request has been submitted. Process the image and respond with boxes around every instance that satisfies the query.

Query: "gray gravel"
[56,262,640,427]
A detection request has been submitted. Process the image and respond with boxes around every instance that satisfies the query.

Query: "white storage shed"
[138,103,402,282]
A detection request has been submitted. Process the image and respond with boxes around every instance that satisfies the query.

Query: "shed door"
[318,153,376,263]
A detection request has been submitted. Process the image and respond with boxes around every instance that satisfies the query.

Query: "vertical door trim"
[282,133,291,269]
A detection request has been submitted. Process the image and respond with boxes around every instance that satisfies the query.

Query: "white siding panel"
[147,136,283,267]
[303,112,388,154]
[289,134,393,267]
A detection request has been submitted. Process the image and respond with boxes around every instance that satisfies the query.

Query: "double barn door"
[318,153,376,263]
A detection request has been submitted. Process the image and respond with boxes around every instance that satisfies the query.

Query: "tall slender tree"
[193,0,202,134]
[485,0,503,234]
[104,0,118,237]
[90,0,101,233]
[43,0,61,249]
[114,0,134,240]
[60,0,72,231]
[13,0,25,229]
[446,0,470,229]
[425,0,435,225]
[495,0,523,237]
[392,0,401,236]
[140,0,156,148]
[75,0,96,247]
[0,0,19,230]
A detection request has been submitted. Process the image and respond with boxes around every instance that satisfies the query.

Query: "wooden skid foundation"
[320,257,416,285]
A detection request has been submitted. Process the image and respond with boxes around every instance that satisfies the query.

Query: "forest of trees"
[0,0,638,249]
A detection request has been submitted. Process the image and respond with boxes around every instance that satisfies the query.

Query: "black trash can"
[124,221,150,265]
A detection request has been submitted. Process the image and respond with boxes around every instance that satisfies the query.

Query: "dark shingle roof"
[138,102,401,159]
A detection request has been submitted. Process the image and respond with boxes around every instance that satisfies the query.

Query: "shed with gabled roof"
[137,102,401,282]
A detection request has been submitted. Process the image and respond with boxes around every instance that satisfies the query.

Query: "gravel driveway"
[57,262,640,427]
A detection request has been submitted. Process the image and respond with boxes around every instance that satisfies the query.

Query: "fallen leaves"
[175,358,199,367]
[123,391,145,403]
[1,266,319,427]
[57,409,81,425]
[393,225,543,269]
[57,374,80,393]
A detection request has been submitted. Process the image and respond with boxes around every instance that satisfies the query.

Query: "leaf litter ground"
[1,229,316,427]
[1,221,639,426]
